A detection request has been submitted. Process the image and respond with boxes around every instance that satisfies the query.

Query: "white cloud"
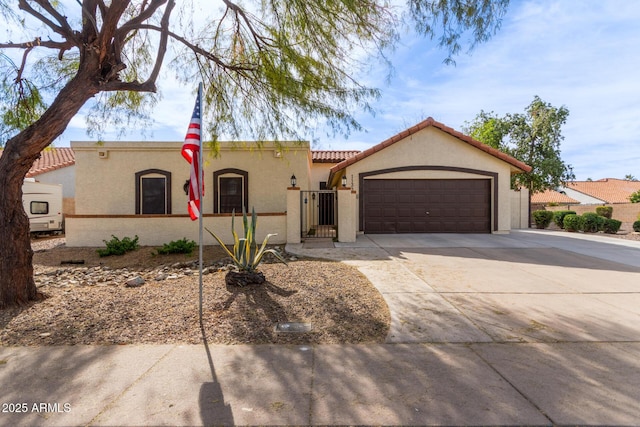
[37,0,640,180]
[337,0,640,180]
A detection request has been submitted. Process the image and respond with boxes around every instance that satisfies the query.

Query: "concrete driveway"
[287,230,640,425]
[292,229,640,344]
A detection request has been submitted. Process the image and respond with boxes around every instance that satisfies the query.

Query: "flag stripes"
[182,87,203,221]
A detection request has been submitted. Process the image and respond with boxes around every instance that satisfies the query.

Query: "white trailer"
[22,179,64,234]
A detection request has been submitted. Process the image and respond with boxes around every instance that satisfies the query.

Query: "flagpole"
[198,82,204,324]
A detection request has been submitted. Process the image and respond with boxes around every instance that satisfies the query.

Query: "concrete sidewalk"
[2,342,640,426]
[2,230,640,426]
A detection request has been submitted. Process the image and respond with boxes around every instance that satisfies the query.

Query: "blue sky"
[54,0,640,181]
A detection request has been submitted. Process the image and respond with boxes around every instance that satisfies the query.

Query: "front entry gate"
[301,190,337,239]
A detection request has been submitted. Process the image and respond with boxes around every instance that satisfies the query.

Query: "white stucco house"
[65,117,531,246]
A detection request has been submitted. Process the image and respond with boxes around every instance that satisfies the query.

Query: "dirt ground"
[0,239,390,346]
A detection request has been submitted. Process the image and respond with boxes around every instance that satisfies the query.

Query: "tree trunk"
[0,73,99,309]
[0,176,37,307]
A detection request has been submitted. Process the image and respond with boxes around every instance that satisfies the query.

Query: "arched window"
[135,169,172,214]
[213,168,248,213]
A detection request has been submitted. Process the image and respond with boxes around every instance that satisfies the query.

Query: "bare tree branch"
[31,0,78,42]
[17,0,76,42]
[99,79,156,92]
[94,1,129,68]
[15,46,33,82]
[0,38,75,51]
[79,0,99,42]
[143,0,174,87]
[96,0,108,18]
[119,0,167,32]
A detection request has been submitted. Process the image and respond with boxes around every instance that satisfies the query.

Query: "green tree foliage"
[464,110,509,149]
[463,96,575,194]
[0,54,47,141]
[630,190,640,203]
[0,0,510,308]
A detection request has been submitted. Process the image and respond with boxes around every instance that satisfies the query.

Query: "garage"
[363,179,491,233]
[326,117,532,238]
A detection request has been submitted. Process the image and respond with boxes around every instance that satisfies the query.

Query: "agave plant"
[205,207,287,276]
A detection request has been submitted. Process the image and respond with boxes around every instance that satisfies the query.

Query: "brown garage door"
[363,179,491,233]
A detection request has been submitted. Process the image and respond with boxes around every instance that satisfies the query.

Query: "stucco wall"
[72,141,310,216]
[342,127,516,232]
[34,165,76,215]
[510,188,530,229]
[69,141,307,246]
[309,163,334,190]
[35,165,76,198]
[65,214,287,247]
[337,188,357,242]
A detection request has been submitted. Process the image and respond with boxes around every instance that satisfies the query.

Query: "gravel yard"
[3,227,637,347]
[0,238,390,346]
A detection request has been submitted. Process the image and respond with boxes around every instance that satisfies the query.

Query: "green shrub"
[205,207,287,274]
[553,210,576,229]
[563,214,583,232]
[97,235,139,257]
[581,212,605,233]
[595,206,613,219]
[155,238,197,255]
[603,219,622,234]
[634,220,640,232]
[630,190,640,203]
[532,210,554,229]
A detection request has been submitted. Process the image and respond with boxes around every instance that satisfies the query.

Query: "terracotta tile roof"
[0,147,75,177]
[329,117,532,177]
[565,178,640,204]
[531,189,580,205]
[311,150,360,163]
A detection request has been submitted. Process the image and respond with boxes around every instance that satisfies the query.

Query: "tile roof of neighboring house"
[0,147,75,177]
[311,150,360,163]
[531,189,580,205]
[565,178,640,204]
[329,117,532,177]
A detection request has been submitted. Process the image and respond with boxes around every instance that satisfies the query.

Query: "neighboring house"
[534,179,640,206]
[0,147,76,215]
[561,179,640,204]
[531,189,580,206]
[534,179,640,226]
[66,117,532,246]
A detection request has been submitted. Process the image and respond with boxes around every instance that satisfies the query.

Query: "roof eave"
[328,117,532,176]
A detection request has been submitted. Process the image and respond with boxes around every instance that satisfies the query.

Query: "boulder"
[125,276,145,287]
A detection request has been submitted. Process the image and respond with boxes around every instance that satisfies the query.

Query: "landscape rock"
[125,276,145,287]
[32,258,238,289]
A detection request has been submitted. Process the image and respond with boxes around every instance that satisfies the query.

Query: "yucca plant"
[205,207,287,285]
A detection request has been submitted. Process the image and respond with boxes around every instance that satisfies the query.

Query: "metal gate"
[301,190,337,239]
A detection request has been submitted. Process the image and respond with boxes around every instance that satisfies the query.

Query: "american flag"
[182,87,203,221]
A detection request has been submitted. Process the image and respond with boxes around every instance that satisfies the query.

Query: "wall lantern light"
[341,175,347,187]
[183,179,190,195]
[290,174,297,187]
